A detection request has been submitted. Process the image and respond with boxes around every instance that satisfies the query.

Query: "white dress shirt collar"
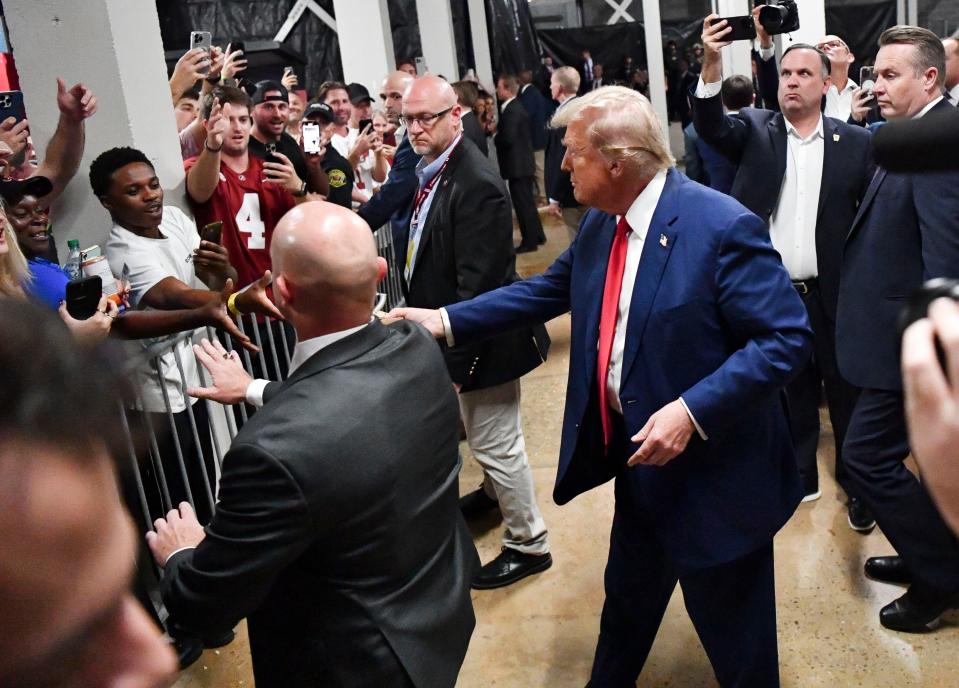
[784,115,825,142]
[948,83,959,106]
[914,95,944,119]
[289,319,373,374]
[501,96,516,111]
[620,168,668,238]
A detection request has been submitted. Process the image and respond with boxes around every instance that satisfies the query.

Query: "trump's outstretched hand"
[387,307,445,338]
[146,502,206,567]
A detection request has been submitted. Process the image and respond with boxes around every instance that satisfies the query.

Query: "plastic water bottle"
[64,240,82,281]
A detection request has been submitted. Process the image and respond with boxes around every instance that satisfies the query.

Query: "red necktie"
[597,217,632,451]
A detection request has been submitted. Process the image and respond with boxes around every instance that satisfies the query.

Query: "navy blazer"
[495,99,536,179]
[837,99,959,391]
[692,92,874,321]
[544,101,577,208]
[446,170,812,568]
[357,134,421,246]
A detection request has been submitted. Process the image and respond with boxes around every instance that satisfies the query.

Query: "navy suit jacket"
[837,99,959,391]
[446,169,812,568]
[358,134,421,247]
[692,92,874,321]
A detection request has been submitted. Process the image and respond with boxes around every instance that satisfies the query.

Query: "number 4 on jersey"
[236,193,266,250]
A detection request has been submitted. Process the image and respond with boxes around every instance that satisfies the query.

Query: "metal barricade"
[374,224,405,310]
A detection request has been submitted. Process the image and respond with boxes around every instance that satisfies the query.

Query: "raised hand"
[0,117,29,157]
[222,44,248,80]
[187,337,254,405]
[204,98,228,150]
[262,151,304,194]
[202,279,258,353]
[236,270,284,320]
[170,47,211,99]
[56,78,98,122]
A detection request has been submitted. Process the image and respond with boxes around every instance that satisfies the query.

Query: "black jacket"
[837,99,959,390]
[518,83,552,151]
[161,320,478,688]
[495,98,536,179]
[460,110,488,157]
[692,90,874,322]
[403,137,550,391]
[544,98,577,208]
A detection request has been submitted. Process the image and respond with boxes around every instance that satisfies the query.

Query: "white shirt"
[105,206,203,413]
[947,84,959,107]
[824,78,858,123]
[768,117,824,280]
[331,127,358,158]
[245,319,373,407]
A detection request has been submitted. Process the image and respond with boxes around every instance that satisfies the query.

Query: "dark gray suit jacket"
[162,320,478,688]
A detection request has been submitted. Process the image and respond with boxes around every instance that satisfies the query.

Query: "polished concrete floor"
[174,210,959,687]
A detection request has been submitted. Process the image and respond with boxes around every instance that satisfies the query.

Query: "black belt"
[791,278,818,295]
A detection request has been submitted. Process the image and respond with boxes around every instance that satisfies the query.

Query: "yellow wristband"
[227,292,241,317]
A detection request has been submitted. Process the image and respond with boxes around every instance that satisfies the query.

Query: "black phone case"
[713,16,757,42]
[66,276,102,320]
[0,91,26,124]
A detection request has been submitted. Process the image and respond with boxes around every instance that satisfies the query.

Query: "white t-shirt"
[106,206,202,413]
[331,127,358,159]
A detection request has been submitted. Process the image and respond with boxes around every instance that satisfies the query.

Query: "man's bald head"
[403,76,461,158]
[380,71,415,124]
[271,202,385,335]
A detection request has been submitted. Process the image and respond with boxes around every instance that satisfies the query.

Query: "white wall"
[4,0,185,259]
[332,0,395,98]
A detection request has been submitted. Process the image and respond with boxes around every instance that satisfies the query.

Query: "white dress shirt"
[947,84,959,107]
[244,319,372,407]
[768,117,824,280]
[823,78,858,122]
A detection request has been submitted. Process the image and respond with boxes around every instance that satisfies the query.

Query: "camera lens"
[759,5,788,32]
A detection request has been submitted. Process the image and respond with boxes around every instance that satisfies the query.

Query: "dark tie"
[597,217,632,451]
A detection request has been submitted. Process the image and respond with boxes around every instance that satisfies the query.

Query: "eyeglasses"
[817,40,846,51]
[399,107,453,129]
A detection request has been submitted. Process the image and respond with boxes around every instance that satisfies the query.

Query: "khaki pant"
[533,149,546,203]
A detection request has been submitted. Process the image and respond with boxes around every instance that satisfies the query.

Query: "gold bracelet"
[227,292,241,317]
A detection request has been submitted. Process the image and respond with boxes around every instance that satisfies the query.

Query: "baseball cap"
[251,80,290,106]
[347,82,373,105]
[303,102,335,123]
[0,175,53,204]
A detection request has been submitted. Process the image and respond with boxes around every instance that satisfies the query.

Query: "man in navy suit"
[519,69,554,203]
[695,18,875,530]
[392,86,812,686]
[837,26,959,633]
[358,70,420,245]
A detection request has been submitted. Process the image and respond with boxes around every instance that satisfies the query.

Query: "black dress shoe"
[472,548,553,589]
[879,583,959,632]
[459,487,500,520]
[202,628,236,649]
[865,555,912,585]
[537,236,547,245]
[847,496,876,533]
[515,243,538,254]
[171,633,203,670]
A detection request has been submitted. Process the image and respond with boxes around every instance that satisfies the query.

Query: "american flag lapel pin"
[660,234,668,248]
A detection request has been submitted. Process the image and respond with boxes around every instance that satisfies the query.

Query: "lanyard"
[405,142,458,281]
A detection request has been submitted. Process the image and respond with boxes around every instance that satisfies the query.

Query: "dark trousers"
[844,388,959,593]
[785,281,859,496]
[507,176,546,249]
[590,419,780,688]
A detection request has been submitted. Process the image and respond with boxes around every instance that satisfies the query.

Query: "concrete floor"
[175,210,959,687]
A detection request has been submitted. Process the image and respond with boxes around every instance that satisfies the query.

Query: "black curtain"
[485,0,542,76]
[825,0,897,74]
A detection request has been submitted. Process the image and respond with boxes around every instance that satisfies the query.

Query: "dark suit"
[496,98,546,249]
[544,98,577,209]
[446,169,812,684]
[161,320,478,688]
[837,98,959,595]
[460,110,488,157]
[404,136,549,390]
[518,83,551,151]
[358,133,421,247]
[692,89,873,498]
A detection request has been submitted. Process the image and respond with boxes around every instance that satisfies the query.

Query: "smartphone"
[302,122,322,154]
[264,142,280,166]
[860,66,877,104]
[357,118,373,134]
[231,40,245,55]
[66,276,103,320]
[200,221,223,245]
[709,15,757,42]
[190,31,213,76]
[0,91,26,125]
[414,56,427,76]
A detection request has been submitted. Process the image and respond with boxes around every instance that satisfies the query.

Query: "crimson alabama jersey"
[184,154,295,288]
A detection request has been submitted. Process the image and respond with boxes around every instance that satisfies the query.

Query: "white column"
[467,0,494,92]
[906,0,918,27]
[4,0,186,258]
[716,0,753,81]
[791,0,827,45]
[415,0,459,80]
[332,0,394,97]
[641,0,669,140]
